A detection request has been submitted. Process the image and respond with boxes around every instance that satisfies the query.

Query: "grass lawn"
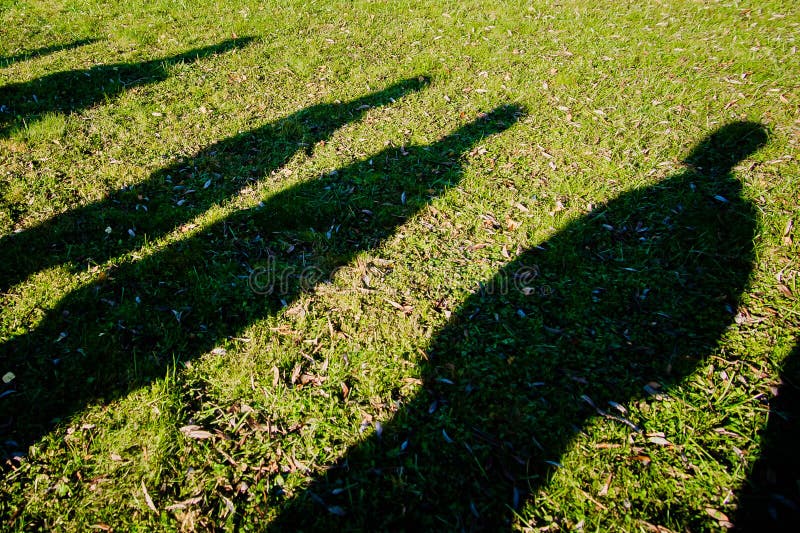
[1,0,798,530]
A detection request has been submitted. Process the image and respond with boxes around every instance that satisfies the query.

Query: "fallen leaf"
[165,496,203,511]
[609,401,627,414]
[299,374,326,386]
[180,425,213,440]
[643,382,666,400]
[290,363,302,384]
[141,479,158,512]
[506,218,521,231]
[385,299,413,315]
[638,519,678,533]
[598,472,613,496]
[705,508,729,521]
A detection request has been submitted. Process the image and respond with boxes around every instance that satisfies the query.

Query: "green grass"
[0,0,798,530]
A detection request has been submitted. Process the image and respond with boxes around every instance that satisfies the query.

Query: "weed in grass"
[270,122,769,530]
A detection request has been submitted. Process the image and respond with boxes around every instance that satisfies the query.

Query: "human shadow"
[734,341,800,530]
[0,76,428,293]
[0,102,522,456]
[0,37,252,138]
[0,38,100,68]
[270,122,769,530]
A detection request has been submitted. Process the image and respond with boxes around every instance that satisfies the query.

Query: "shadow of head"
[268,120,768,530]
[684,121,768,176]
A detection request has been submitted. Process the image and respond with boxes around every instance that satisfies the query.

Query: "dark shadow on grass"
[0,76,427,293]
[0,98,522,462]
[0,38,100,68]
[734,341,800,531]
[269,122,768,530]
[0,37,253,138]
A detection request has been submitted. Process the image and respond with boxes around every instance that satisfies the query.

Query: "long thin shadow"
[0,38,100,68]
[734,341,800,530]
[0,37,253,138]
[0,76,428,293]
[270,122,768,530]
[0,103,522,457]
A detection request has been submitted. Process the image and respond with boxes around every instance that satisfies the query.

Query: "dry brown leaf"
[385,299,413,315]
[180,425,213,440]
[705,508,729,522]
[141,479,158,512]
[165,496,203,511]
[638,520,678,533]
[778,283,794,298]
[598,472,613,497]
[299,374,326,386]
[290,363,302,384]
